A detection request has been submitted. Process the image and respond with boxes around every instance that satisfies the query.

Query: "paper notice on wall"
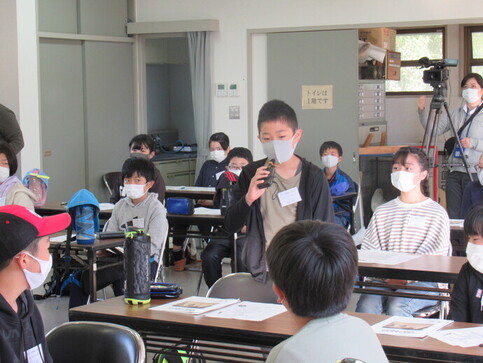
[302,85,333,110]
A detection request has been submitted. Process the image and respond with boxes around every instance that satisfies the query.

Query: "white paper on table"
[49,233,75,243]
[99,203,115,211]
[429,326,483,348]
[150,296,240,315]
[167,186,216,193]
[372,316,453,338]
[194,207,221,215]
[205,301,287,321]
[358,250,419,265]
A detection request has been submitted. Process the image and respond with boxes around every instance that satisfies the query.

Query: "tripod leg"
[443,102,474,181]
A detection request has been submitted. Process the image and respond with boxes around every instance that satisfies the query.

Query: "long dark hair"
[392,147,430,196]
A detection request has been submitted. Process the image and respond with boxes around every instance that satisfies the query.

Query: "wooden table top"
[70,296,483,361]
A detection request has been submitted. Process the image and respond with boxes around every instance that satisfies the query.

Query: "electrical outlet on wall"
[229,106,240,119]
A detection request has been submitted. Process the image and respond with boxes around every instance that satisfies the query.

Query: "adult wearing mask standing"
[0,104,24,155]
[418,73,483,220]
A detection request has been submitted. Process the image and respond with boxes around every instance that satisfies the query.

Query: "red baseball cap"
[0,205,71,263]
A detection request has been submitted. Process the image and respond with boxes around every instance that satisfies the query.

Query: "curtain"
[188,31,212,179]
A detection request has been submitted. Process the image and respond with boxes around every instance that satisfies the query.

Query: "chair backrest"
[46,321,145,363]
[206,272,279,304]
[103,171,121,196]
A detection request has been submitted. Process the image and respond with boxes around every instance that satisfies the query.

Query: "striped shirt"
[362,197,451,256]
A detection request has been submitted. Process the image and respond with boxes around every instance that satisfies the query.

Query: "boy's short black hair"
[129,134,155,153]
[461,73,483,89]
[0,141,18,176]
[121,158,155,182]
[266,220,357,318]
[209,132,230,151]
[257,100,298,133]
[227,147,253,163]
[464,204,483,238]
[319,141,343,156]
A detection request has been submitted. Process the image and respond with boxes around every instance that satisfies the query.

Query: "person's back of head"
[227,147,253,164]
[121,158,155,182]
[257,100,298,133]
[266,220,357,318]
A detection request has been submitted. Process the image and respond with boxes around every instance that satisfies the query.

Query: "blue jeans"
[355,280,439,317]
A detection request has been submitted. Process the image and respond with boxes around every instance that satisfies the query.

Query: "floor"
[35,257,360,335]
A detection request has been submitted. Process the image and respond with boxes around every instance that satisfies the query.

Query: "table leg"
[88,250,97,303]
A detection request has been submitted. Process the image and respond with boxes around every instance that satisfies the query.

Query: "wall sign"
[301,85,333,109]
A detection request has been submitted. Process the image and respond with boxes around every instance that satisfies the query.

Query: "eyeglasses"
[227,165,244,170]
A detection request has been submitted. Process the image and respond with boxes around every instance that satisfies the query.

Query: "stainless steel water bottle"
[124,229,151,305]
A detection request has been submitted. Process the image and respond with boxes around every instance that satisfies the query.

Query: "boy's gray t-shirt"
[266,313,388,363]
[106,192,168,262]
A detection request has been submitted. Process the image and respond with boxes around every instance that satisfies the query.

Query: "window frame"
[464,25,483,74]
[386,27,446,96]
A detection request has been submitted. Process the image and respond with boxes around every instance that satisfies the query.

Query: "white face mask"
[262,136,297,164]
[122,183,147,200]
[478,169,483,186]
[21,252,52,290]
[0,166,9,183]
[321,155,339,168]
[462,88,481,104]
[228,168,242,176]
[391,171,418,193]
[210,150,226,163]
[466,242,483,274]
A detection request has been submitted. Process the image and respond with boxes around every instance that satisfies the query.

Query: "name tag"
[407,214,426,228]
[278,187,302,207]
[25,344,44,362]
[132,218,145,229]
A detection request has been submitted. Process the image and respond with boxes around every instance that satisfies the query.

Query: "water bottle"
[75,205,96,245]
[124,229,151,305]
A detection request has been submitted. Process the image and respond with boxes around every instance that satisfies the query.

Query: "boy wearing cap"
[0,205,71,363]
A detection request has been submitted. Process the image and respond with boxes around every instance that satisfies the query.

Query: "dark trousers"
[201,236,247,288]
[446,171,476,256]
[446,171,477,218]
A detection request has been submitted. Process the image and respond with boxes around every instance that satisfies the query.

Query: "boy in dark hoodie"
[0,205,71,362]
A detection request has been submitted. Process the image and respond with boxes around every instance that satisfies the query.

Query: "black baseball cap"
[0,205,71,263]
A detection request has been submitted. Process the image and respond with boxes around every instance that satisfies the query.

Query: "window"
[465,26,483,75]
[386,28,445,94]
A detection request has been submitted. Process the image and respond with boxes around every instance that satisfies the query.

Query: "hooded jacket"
[449,262,483,324]
[0,291,52,362]
[224,157,335,282]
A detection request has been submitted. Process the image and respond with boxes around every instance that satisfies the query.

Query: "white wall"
[0,0,41,175]
[133,0,483,153]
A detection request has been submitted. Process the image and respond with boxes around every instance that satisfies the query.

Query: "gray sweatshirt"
[106,192,168,262]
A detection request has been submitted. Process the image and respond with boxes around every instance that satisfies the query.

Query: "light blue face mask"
[261,136,296,164]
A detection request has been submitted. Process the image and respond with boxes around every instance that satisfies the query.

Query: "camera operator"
[418,73,483,222]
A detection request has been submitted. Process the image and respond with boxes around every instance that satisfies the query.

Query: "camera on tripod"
[418,57,458,87]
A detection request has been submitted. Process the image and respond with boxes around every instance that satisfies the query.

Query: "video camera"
[419,57,458,87]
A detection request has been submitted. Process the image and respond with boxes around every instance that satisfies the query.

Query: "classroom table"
[50,236,124,302]
[357,254,467,301]
[70,296,483,363]
[36,202,113,220]
[165,186,216,200]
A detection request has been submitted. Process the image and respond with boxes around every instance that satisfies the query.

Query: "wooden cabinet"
[154,158,196,186]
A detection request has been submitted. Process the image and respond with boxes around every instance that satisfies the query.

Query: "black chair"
[103,171,121,196]
[46,321,145,363]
